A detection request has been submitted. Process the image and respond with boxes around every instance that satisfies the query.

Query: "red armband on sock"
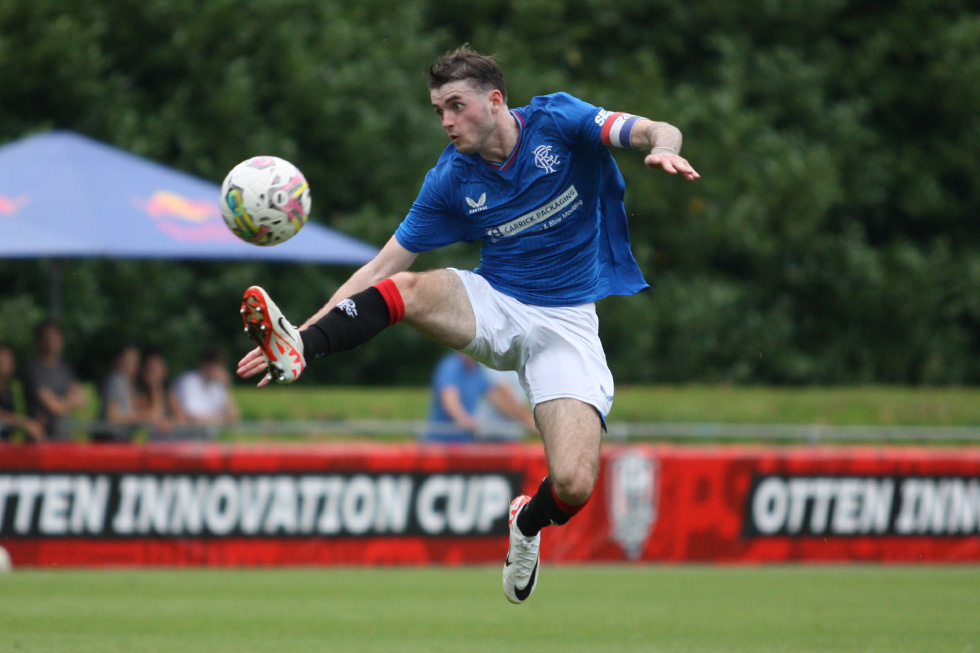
[374,278,405,326]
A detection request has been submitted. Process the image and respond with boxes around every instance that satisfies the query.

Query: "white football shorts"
[451,268,614,420]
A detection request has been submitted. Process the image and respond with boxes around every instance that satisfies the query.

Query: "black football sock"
[516,476,587,537]
[300,279,405,360]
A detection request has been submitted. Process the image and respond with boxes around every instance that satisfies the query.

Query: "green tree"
[1,0,978,385]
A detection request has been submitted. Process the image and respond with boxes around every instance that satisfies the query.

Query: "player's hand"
[237,347,273,388]
[644,151,700,181]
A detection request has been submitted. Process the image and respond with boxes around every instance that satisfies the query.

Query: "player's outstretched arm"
[236,235,418,387]
[630,119,700,181]
[300,236,418,330]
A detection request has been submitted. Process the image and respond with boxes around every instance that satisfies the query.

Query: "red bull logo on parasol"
[0,194,28,217]
[135,190,235,242]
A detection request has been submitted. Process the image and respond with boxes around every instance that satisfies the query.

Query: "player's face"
[431,81,495,155]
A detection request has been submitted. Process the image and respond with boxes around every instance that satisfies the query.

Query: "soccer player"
[237,46,699,603]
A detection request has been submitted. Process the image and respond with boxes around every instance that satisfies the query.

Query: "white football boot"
[502,495,540,604]
[240,286,306,384]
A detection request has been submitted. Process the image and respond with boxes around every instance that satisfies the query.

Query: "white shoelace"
[511,532,539,578]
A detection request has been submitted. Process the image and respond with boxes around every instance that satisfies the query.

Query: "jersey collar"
[485,110,525,172]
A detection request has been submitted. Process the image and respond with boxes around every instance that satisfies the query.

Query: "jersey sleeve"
[542,92,643,150]
[394,165,465,253]
[538,93,606,151]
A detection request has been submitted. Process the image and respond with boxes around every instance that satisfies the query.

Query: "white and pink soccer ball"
[220,156,312,246]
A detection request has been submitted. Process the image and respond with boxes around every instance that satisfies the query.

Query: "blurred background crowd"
[0,322,538,445]
[0,320,237,443]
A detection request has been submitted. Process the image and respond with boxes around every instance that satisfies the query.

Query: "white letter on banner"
[132,476,160,534]
[785,478,810,533]
[317,477,345,534]
[264,477,298,535]
[0,476,11,527]
[139,477,176,534]
[949,479,980,533]
[342,475,375,535]
[205,476,239,535]
[895,479,920,534]
[297,477,325,534]
[171,477,206,535]
[13,476,41,534]
[416,476,447,534]
[916,480,940,534]
[38,475,71,535]
[860,478,894,534]
[239,476,273,535]
[477,476,511,533]
[375,476,412,534]
[445,476,478,534]
[808,478,835,533]
[113,475,140,534]
[927,480,952,534]
[71,475,109,534]
[831,479,861,535]
[752,477,788,535]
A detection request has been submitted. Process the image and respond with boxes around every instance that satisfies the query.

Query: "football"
[219,156,312,246]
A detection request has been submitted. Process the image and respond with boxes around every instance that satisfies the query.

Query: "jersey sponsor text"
[485,186,579,241]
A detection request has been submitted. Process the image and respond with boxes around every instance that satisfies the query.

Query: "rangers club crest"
[532,144,559,173]
[607,449,659,560]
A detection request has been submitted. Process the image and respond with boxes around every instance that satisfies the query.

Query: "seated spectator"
[171,348,239,439]
[425,352,491,443]
[0,344,45,443]
[134,349,181,441]
[22,320,88,441]
[93,344,142,443]
[475,368,537,442]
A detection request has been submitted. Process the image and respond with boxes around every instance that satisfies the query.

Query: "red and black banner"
[1,443,978,566]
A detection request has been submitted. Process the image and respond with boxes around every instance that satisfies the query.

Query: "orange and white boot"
[240,286,306,384]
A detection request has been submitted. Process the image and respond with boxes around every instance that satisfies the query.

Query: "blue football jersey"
[394,92,649,307]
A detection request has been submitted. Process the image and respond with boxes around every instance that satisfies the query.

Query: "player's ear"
[488,88,505,111]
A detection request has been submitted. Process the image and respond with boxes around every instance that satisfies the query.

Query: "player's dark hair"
[427,45,507,102]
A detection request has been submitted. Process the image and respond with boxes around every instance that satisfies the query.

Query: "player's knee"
[388,272,420,311]
[551,466,596,507]
[389,271,417,294]
[390,270,455,319]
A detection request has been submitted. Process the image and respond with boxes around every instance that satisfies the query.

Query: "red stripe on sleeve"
[374,278,405,326]
[599,111,623,146]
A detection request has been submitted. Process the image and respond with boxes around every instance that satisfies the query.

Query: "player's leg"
[502,397,602,604]
[521,397,602,528]
[241,269,475,383]
[501,300,611,603]
[300,268,475,354]
[391,269,476,350]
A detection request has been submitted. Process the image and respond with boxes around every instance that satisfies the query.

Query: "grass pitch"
[0,565,976,652]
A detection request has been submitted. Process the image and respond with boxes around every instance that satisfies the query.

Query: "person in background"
[425,352,490,443]
[475,367,537,442]
[0,344,45,443]
[172,348,239,439]
[92,344,142,442]
[23,320,88,440]
[134,348,181,441]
